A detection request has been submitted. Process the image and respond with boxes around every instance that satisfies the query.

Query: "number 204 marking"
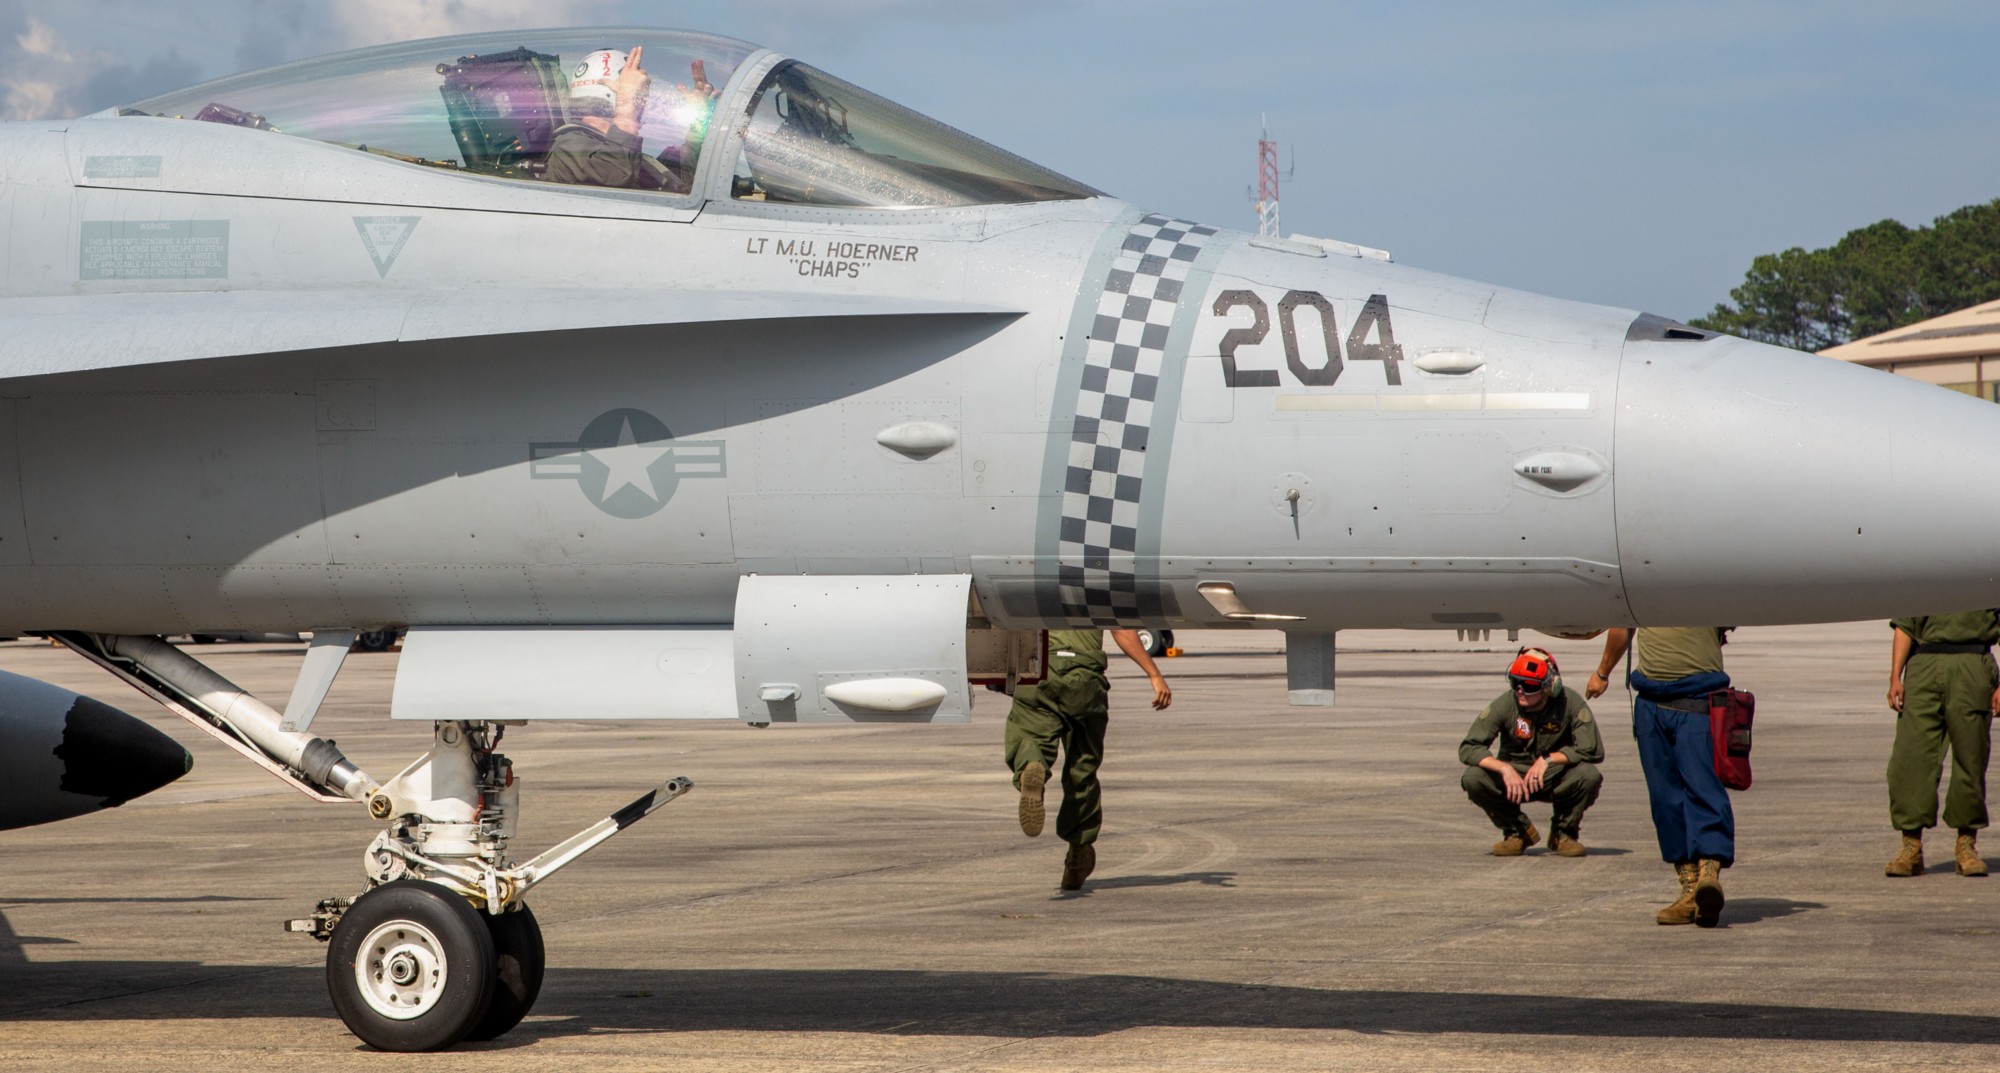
[1211,290,1403,389]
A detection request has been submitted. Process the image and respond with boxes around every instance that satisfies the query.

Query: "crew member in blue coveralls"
[1004,629,1171,891]
[1587,627,1735,927]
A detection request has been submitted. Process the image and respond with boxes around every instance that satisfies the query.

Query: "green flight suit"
[1004,630,1110,846]
[1459,685,1605,838]
[1888,611,2000,833]
[543,122,681,190]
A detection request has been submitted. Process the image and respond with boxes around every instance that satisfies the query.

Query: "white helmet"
[569,49,627,112]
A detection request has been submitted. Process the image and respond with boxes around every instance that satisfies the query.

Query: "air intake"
[1626,312,1718,342]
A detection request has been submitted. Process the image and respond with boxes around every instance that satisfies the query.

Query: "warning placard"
[80,220,230,280]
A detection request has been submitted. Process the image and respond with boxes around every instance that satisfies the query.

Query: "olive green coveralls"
[1459,686,1605,839]
[1003,629,1110,846]
[1888,611,2000,833]
[544,122,683,190]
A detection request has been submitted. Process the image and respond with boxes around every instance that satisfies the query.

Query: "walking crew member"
[1459,647,1604,856]
[1587,627,1735,927]
[1884,611,2000,878]
[1004,629,1171,891]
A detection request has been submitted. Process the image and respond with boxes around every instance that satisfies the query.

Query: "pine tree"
[1692,200,2000,349]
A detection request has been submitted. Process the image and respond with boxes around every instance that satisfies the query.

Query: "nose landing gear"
[292,720,690,1050]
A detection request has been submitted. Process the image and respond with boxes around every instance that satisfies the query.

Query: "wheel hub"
[356,920,449,1020]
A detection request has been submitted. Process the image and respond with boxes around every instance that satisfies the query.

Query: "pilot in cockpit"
[545,45,717,193]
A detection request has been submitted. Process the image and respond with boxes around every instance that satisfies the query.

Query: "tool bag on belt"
[1707,689,1755,790]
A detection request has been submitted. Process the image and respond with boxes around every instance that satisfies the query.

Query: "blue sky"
[5,0,1995,321]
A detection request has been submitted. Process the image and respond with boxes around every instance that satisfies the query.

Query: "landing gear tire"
[354,628,398,653]
[326,880,496,1052]
[465,904,545,1042]
[1136,628,1173,658]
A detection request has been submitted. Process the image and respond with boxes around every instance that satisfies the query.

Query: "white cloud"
[329,0,590,48]
[15,16,68,59]
[2,78,58,120]
[1,16,81,119]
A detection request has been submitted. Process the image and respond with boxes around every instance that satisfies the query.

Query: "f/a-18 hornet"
[3,25,1997,1050]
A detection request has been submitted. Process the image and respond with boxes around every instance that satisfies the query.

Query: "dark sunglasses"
[1510,679,1544,694]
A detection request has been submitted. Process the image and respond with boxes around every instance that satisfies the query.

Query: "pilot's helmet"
[1507,646,1562,699]
[569,49,628,118]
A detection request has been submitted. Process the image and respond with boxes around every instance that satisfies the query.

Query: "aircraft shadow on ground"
[0,896,267,906]
[0,899,273,964]
[3,961,1994,1046]
[510,968,2000,1045]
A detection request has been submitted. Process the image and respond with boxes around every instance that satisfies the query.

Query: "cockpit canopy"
[125,28,1098,209]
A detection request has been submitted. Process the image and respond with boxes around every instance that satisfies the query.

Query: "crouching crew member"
[1459,647,1604,857]
[1588,627,1734,928]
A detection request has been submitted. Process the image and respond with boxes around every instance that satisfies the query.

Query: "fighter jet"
[3,25,1998,1050]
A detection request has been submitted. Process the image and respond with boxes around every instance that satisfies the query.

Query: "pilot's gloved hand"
[690,58,718,102]
[613,45,651,131]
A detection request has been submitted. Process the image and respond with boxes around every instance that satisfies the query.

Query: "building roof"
[1821,298,2000,368]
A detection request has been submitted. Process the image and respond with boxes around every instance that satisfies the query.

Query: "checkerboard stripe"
[1051,214,1219,624]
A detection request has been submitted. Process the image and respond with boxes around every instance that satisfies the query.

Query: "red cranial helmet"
[1508,646,1560,696]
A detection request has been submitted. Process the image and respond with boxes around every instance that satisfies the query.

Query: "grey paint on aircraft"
[315,380,376,432]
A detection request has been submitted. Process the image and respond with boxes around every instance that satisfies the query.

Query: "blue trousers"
[1630,670,1736,866]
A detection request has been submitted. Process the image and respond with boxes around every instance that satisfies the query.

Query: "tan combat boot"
[1060,842,1095,891]
[1656,861,1699,925]
[1884,831,1923,877]
[1017,761,1046,837]
[1550,833,1587,858]
[1694,859,1726,928]
[1491,821,1541,857]
[1956,830,1987,877]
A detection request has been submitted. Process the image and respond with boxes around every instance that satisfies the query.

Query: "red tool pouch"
[1707,689,1754,790]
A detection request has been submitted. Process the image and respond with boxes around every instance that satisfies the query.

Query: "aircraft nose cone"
[0,669,191,830]
[1616,334,2000,624]
[51,694,193,807]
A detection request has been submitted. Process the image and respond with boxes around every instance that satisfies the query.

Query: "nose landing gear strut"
[290,720,691,1051]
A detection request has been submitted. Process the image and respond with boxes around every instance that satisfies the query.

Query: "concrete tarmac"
[1,622,1997,1071]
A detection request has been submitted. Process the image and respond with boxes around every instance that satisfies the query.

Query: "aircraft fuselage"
[2,115,1997,638]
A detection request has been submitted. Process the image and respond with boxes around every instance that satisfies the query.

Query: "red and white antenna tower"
[1255,114,1283,238]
